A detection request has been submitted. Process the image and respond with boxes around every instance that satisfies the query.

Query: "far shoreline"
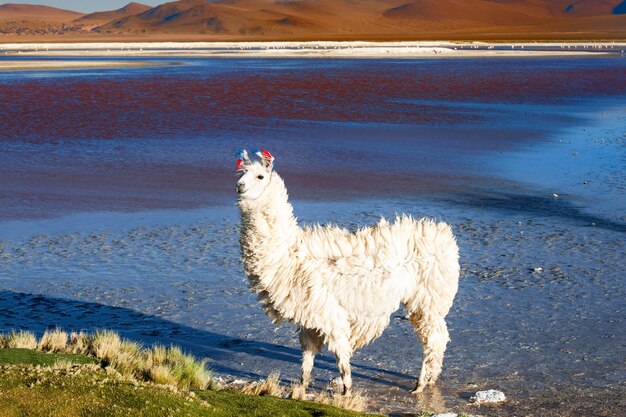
[1,40,625,60]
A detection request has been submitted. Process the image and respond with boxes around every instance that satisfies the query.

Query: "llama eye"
[257,175,265,180]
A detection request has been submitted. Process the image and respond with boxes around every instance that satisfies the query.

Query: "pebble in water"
[469,389,506,404]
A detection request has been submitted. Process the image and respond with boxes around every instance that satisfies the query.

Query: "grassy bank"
[0,333,378,417]
[0,361,371,417]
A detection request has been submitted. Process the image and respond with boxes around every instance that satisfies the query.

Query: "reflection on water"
[1,57,626,220]
[0,56,625,416]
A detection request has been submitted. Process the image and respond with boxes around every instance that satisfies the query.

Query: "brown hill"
[96,0,325,35]
[93,0,626,39]
[2,0,625,40]
[0,3,84,22]
[381,0,552,29]
[0,3,84,35]
[74,2,151,25]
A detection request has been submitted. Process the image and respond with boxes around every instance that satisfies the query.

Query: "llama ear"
[260,148,274,162]
[251,147,274,171]
[236,149,251,172]
[236,149,250,163]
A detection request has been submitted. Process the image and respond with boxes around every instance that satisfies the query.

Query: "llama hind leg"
[336,350,353,395]
[328,336,353,395]
[299,327,322,390]
[409,311,450,394]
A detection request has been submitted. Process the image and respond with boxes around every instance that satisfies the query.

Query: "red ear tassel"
[236,159,244,171]
[260,148,274,161]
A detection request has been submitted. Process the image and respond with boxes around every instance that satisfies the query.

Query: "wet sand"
[0,197,623,416]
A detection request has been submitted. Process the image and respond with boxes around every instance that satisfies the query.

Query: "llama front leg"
[409,312,450,394]
[299,327,322,390]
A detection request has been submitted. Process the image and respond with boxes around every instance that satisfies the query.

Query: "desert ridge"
[75,2,152,27]
[0,2,150,35]
[0,0,625,41]
[0,3,83,21]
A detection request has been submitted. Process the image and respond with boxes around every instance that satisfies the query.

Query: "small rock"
[432,414,459,417]
[470,389,506,404]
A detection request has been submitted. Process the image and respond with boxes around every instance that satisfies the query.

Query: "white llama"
[236,148,459,395]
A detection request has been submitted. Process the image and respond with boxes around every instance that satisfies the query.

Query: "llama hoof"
[410,384,425,394]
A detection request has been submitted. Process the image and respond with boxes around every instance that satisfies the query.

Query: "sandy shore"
[0,60,170,70]
[1,41,625,59]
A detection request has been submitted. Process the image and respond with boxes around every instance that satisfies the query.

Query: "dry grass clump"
[146,344,168,367]
[289,383,307,401]
[38,328,68,353]
[86,332,211,390]
[68,331,89,354]
[88,330,122,364]
[288,380,368,412]
[6,330,38,349]
[148,364,178,386]
[165,346,213,390]
[316,389,368,413]
[108,340,146,378]
[236,372,368,412]
[241,371,285,397]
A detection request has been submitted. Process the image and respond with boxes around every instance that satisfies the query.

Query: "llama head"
[235,148,275,201]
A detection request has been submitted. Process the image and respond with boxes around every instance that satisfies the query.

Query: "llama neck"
[238,173,300,277]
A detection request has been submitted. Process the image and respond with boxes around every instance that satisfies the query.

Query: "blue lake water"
[0,55,625,415]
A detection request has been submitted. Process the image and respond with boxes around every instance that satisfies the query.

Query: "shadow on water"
[0,290,412,386]
[450,190,626,233]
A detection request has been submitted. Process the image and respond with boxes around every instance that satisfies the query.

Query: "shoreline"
[1,41,625,60]
[0,60,171,70]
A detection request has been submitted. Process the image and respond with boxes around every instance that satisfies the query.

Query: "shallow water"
[0,55,625,416]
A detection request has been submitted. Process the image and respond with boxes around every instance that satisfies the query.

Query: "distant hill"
[1,0,625,40]
[0,3,84,35]
[94,0,626,39]
[0,3,84,22]
[74,2,151,26]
